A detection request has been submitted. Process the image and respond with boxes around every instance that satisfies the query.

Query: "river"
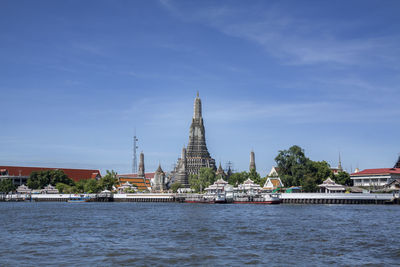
[0,203,399,266]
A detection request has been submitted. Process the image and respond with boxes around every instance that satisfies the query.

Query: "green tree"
[99,170,118,191]
[274,145,335,192]
[189,168,216,193]
[228,172,248,186]
[84,179,101,193]
[307,160,333,186]
[248,168,262,185]
[0,179,16,193]
[27,170,74,189]
[171,182,182,193]
[334,171,352,186]
[275,145,310,187]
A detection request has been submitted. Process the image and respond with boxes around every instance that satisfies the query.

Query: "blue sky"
[1,0,400,176]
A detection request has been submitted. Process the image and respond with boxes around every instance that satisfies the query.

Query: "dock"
[1,192,399,204]
[280,193,399,204]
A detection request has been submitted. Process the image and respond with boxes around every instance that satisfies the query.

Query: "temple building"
[152,164,167,192]
[174,147,189,187]
[185,92,216,175]
[116,152,153,191]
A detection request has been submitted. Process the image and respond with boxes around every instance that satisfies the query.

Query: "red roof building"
[350,168,400,187]
[0,165,101,185]
[116,173,155,191]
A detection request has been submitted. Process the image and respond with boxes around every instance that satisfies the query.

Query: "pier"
[1,192,399,204]
[280,193,399,204]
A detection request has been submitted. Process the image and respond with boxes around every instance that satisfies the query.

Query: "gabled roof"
[351,168,400,176]
[0,166,101,182]
[117,174,152,190]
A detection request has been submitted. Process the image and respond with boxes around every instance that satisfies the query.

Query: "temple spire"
[138,151,145,178]
[338,152,343,172]
[193,92,202,119]
[249,150,256,171]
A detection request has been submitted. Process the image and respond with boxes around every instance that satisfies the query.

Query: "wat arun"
[174,93,216,186]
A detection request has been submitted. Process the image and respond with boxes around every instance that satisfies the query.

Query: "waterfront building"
[204,178,233,195]
[41,184,59,194]
[117,181,137,193]
[236,178,262,195]
[16,184,31,194]
[249,151,256,171]
[184,92,216,175]
[318,178,345,193]
[263,177,284,191]
[351,168,400,188]
[331,154,344,175]
[385,179,400,190]
[0,166,101,186]
[152,164,167,192]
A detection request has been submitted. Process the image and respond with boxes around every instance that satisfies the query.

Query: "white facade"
[351,174,399,187]
[263,177,284,190]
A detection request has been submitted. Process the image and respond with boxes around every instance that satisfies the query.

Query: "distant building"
[351,168,400,188]
[16,184,31,194]
[263,177,284,191]
[117,173,154,191]
[331,154,343,175]
[41,184,59,194]
[117,181,137,193]
[0,166,101,186]
[268,167,280,177]
[318,178,345,193]
[183,92,216,175]
[152,164,167,192]
[237,178,262,195]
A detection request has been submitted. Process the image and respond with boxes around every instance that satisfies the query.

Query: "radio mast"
[132,130,138,174]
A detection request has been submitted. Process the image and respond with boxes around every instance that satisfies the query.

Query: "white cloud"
[160,1,400,66]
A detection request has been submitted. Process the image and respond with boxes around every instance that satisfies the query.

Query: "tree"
[335,171,352,186]
[274,145,335,192]
[228,172,248,186]
[0,179,16,193]
[275,145,310,187]
[84,179,101,193]
[248,168,262,185]
[27,170,74,189]
[171,182,182,193]
[99,170,118,191]
[189,168,216,193]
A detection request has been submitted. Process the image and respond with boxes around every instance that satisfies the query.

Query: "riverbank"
[1,192,399,204]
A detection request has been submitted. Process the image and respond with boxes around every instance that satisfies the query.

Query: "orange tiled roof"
[117,173,153,190]
[0,166,101,182]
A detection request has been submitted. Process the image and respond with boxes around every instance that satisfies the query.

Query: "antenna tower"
[132,131,138,174]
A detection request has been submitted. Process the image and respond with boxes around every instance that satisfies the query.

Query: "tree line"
[0,169,119,194]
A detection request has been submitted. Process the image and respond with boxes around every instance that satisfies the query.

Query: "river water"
[1,203,399,266]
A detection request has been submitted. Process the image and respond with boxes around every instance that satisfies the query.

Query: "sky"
[1,0,400,176]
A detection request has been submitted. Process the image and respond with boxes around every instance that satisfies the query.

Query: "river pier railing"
[0,192,399,204]
[280,193,399,204]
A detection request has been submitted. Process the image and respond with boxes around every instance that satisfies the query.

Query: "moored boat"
[233,193,281,204]
[67,195,91,203]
